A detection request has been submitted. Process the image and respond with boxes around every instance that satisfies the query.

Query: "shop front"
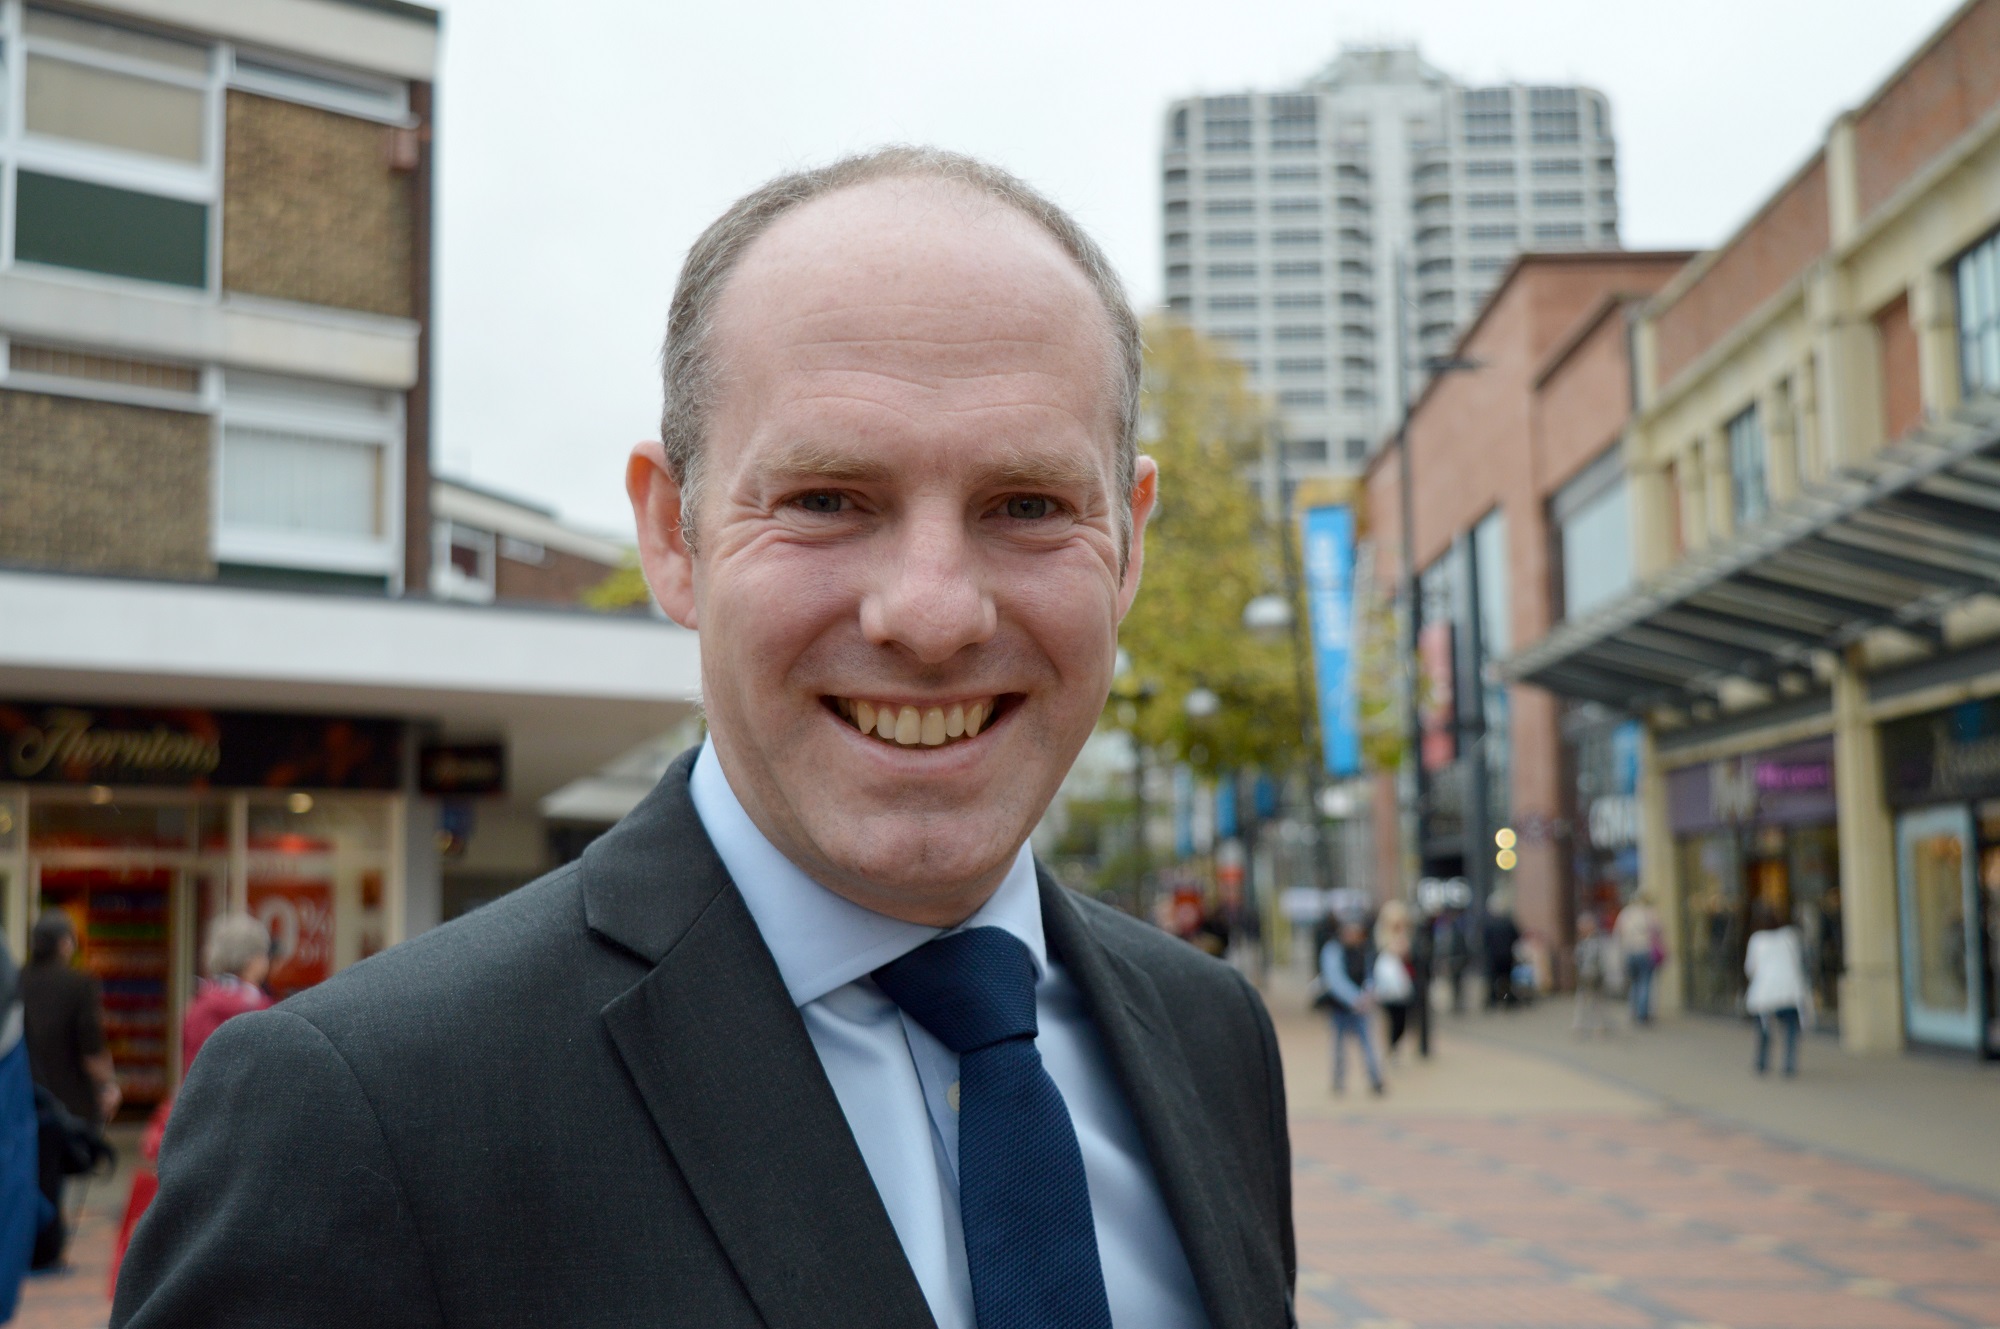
[1565,704,1642,921]
[1880,698,2000,1057]
[1668,737,1842,1022]
[0,702,408,1110]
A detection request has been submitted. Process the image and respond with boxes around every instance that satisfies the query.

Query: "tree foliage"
[1112,318,1304,775]
[583,556,652,611]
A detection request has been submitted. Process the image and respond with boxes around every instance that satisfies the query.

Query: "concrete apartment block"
[0,391,211,578]
[223,91,418,318]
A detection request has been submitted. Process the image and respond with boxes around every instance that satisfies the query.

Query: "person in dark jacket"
[0,944,40,1317]
[22,912,116,1270]
[1483,904,1522,1010]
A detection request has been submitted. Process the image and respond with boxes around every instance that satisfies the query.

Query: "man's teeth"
[838,698,992,747]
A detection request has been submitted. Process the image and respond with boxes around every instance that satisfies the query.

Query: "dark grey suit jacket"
[113,751,1295,1328]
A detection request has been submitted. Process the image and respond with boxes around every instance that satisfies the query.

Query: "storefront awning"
[0,570,702,802]
[1508,394,2000,712]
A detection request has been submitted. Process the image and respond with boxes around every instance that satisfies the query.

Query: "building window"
[6,7,222,289]
[438,521,497,603]
[1274,261,1323,279]
[1205,198,1253,216]
[1165,200,1189,219]
[1957,227,2000,397]
[1270,198,1321,215]
[1529,87,1581,144]
[1534,222,1586,244]
[1341,387,1373,407]
[1285,437,1329,463]
[1166,263,1190,280]
[1465,160,1515,177]
[1273,292,1324,310]
[1164,168,1188,186]
[1207,231,1255,249]
[1270,166,1319,185]
[1343,437,1368,462]
[1203,96,1252,152]
[1268,94,1317,151]
[1277,357,1326,375]
[1552,444,1632,619]
[1532,158,1582,176]
[1207,295,1258,312]
[1468,224,1518,243]
[1207,263,1256,280]
[1462,88,1513,146]
[1276,325,1325,342]
[1167,295,1191,311]
[1727,404,1768,529]
[1533,191,1584,209]
[1204,166,1252,184]
[1213,327,1259,345]
[216,371,404,583]
[1467,193,1516,211]
[1279,390,1327,408]
[1271,229,1322,247]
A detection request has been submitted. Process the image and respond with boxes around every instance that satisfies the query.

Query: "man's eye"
[1004,496,1054,520]
[794,492,845,515]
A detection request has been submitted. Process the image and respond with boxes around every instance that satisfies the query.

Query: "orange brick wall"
[1361,253,1686,948]
[1875,290,1923,442]
[1652,158,1830,390]
[1853,0,2000,219]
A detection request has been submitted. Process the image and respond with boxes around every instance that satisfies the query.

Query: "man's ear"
[1115,455,1160,622]
[626,441,698,628]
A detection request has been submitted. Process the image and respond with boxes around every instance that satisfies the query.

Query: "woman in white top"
[1743,903,1813,1076]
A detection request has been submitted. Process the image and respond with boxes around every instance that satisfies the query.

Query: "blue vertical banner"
[1300,504,1360,778]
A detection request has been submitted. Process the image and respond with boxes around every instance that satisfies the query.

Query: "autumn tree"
[1112,318,1305,776]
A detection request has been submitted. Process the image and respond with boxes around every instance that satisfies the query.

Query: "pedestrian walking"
[1320,918,1385,1095]
[21,911,117,1270]
[0,941,39,1319]
[1615,892,1664,1025]
[1373,901,1418,1061]
[1438,907,1472,1014]
[1744,904,1813,1076]
[109,914,274,1293]
[1483,901,1522,1010]
[1572,913,1617,1037]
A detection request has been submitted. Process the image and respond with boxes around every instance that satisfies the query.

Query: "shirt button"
[947,1080,961,1113]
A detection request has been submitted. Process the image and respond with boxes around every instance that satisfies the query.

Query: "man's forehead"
[716,177,1106,339]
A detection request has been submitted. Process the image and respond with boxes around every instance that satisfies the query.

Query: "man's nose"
[859,507,997,664]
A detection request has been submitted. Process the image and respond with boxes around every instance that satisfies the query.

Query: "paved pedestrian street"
[1291,1112,2000,1329]
[1275,978,2000,1329]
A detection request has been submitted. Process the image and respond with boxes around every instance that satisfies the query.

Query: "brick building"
[0,0,694,1111]
[1362,250,1691,972]
[1513,0,2000,1056]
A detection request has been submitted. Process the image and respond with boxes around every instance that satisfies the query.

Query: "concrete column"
[1631,458,1674,580]
[1809,266,1884,471]
[1832,646,1902,1053]
[1796,353,1824,485]
[1765,380,1800,505]
[1636,725,1682,1015]
[1826,115,1860,250]
[1703,431,1735,543]
[1911,268,1962,421]
[1678,442,1709,551]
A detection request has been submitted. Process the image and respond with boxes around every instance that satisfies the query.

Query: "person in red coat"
[110,914,272,1291]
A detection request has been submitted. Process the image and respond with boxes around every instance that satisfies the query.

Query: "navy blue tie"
[874,927,1114,1329]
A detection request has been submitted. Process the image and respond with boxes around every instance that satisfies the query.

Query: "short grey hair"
[204,913,270,979]
[660,145,1142,551]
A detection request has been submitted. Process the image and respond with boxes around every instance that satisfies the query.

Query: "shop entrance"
[12,787,398,1111]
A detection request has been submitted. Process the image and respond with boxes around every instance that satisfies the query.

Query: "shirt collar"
[688,739,1046,1008]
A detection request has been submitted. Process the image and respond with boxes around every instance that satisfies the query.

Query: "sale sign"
[248,879,334,999]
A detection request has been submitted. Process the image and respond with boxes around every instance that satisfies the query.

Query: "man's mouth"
[827,696,1007,749]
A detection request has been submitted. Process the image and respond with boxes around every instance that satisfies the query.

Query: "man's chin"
[808,816,1027,920]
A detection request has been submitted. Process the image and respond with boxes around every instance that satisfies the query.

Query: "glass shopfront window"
[1882,699,2000,1054]
[1668,737,1840,1019]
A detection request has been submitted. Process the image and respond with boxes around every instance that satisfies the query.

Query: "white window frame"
[1,1,227,289]
[213,374,405,586]
[0,1,415,299]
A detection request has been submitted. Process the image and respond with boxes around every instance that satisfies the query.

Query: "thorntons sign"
[1882,699,2000,807]
[0,703,403,790]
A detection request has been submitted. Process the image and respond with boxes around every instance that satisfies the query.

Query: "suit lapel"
[1039,872,1273,1329]
[583,753,936,1329]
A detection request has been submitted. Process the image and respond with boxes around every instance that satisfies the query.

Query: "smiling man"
[112,149,1295,1329]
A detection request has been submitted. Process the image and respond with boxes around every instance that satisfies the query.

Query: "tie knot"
[872,927,1038,1055]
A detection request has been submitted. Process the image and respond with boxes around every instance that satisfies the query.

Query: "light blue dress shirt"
[689,742,1209,1329]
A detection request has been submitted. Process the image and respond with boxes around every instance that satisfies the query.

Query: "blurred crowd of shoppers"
[0,909,275,1315]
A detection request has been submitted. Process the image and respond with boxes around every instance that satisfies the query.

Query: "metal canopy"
[1508,395,2000,713]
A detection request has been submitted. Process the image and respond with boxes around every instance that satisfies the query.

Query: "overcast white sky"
[429,0,1963,535]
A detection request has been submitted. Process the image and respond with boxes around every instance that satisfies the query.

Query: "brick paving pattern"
[1293,1112,2000,1329]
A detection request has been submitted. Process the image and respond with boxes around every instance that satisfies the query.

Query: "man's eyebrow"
[753,440,896,483]
[979,451,1105,494]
